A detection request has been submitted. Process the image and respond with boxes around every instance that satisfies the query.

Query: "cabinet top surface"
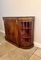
[3,17,35,22]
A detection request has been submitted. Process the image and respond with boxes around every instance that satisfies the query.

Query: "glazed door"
[17,19,33,47]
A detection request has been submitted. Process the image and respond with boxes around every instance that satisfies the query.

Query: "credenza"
[3,17,35,49]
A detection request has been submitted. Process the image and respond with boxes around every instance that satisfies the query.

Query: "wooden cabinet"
[3,17,35,49]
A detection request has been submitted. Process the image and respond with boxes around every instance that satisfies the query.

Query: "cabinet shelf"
[21,28,32,30]
[22,37,32,38]
[21,34,32,38]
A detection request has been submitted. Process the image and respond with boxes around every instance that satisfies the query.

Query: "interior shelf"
[22,37,32,38]
[21,28,32,30]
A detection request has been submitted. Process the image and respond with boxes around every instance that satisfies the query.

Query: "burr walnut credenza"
[3,17,35,49]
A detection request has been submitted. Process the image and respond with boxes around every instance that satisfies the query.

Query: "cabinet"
[3,17,35,49]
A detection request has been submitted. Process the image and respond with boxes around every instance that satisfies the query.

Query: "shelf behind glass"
[21,27,32,30]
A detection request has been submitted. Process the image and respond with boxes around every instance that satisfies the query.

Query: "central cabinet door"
[17,18,33,48]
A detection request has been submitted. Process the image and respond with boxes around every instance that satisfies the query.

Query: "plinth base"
[5,36,34,49]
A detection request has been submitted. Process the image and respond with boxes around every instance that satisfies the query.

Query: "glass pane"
[18,21,32,47]
[29,22,32,28]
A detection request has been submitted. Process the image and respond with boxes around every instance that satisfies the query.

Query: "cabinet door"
[17,18,33,47]
[4,19,18,44]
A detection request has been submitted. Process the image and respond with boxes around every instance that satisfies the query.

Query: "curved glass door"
[18,21,33,46]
